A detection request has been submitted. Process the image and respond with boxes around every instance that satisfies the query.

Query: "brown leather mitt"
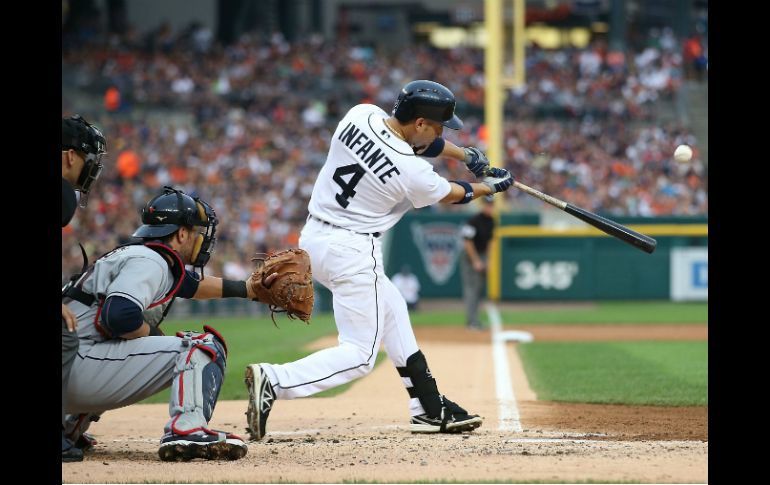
[249,248,314,325]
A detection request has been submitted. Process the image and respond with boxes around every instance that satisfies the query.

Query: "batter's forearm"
[440,182,495,204]
[441,140,467,160]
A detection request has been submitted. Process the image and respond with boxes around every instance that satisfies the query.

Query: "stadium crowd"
[62,26,707,281]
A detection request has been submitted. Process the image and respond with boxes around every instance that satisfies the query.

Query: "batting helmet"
[392,80,463,130]
[62,114,107,207]
[133,186,218,271]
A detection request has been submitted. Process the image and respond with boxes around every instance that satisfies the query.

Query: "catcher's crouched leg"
[159,325,247,462]
[397,350,483,434]
[64,412,102,451]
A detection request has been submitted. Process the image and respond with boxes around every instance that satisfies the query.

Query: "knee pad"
[168,325,228,434]
[396,350,442,417]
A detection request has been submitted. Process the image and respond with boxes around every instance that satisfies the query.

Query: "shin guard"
[166,326,227,435]
[396,350,443,417]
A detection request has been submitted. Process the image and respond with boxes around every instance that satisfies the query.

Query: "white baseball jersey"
[307,104,451,234]
[260,103,458,420]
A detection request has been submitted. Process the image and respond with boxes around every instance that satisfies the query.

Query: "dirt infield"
[62,324,708,483]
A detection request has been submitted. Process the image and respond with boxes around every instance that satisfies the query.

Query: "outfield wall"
[384,212,707,301]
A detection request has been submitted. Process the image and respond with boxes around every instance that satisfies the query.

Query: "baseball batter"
[245,80,514,439]
[63,186,277,461]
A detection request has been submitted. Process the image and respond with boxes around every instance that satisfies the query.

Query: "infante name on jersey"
[337,121,401,186]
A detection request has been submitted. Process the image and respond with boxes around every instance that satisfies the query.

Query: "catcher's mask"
[62,114,107,208]
[132,186,218,276]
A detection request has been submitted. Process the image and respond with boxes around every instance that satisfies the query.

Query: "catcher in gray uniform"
[62,186,277,461]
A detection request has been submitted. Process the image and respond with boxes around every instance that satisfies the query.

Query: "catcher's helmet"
[62,114,107,207]
[133,186,218,272]
[392,80,463,130]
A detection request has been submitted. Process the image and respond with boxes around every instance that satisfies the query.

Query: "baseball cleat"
[75,432,97,452]
[410,396,483,433]
[158,430,247,462]
[410,412,483,433]
[62,434,84,463]
[245,364,276,441]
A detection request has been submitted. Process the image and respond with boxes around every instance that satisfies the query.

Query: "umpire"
[459,195,495,330]
[61,115,107,462]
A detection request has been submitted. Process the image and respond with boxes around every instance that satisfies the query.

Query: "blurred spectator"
[683,34,707,81]
[61,26,707,281]
[104,85,121,113]
[392,265,421,311]
[116,149,140,180]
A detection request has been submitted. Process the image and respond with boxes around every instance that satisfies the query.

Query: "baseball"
[674,144,693,163]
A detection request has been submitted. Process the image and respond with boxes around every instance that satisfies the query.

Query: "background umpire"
[61,115,107,462]
[459,195,495,330]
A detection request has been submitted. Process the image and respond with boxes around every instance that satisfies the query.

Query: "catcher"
[61,186,313,461]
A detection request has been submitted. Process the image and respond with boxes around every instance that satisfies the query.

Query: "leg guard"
[396,350,442,417]
[397,350,483,433]
[159,325,246,461]
[166,325,228,435]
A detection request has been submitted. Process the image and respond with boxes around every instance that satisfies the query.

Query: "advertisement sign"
[670,248,708,301]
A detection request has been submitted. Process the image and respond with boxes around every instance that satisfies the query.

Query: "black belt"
[308,214,381,238]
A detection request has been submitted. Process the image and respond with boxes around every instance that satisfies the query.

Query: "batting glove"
[463,147,490,178]
[481,167,514,193]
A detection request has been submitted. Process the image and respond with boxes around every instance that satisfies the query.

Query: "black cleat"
[410,396,483,433]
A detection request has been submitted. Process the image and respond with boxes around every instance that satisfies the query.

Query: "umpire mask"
[62,115,107,208]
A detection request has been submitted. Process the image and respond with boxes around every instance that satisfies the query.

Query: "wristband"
[222,279,248,298]
[450,180,474,204]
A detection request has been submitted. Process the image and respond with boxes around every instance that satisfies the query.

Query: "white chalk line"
[486,302,532,433]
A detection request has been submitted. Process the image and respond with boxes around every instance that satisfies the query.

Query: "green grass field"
[142,301,707,406]
[518,341,708,406]
[409,301,707,326]
[498,301,708,325]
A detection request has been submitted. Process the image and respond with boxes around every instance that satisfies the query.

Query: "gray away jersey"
[66,245,175,341]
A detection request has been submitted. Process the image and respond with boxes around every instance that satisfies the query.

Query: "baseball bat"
[512,181,657,254]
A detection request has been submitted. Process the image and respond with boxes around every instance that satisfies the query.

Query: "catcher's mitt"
[249,248,314,325]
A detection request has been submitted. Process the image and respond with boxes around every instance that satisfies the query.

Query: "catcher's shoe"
[75,432,97,452]
[410,396,483,434]
[245,364,276,441]
[158,430,247,462]
[62,433,84,463]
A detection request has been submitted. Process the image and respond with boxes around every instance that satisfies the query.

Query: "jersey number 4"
[333,163,366,208]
